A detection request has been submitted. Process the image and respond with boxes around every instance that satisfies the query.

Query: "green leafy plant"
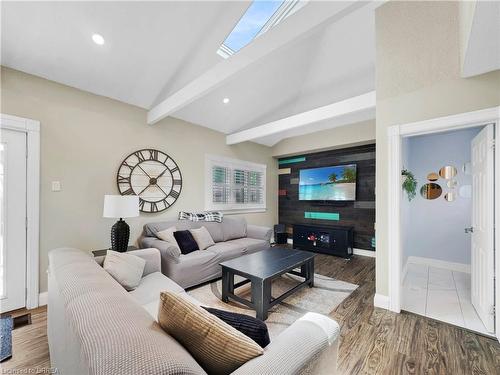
[401,169,417,201]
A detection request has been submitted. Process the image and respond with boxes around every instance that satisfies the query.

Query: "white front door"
[0,128,27,313]
[471,124,495,333]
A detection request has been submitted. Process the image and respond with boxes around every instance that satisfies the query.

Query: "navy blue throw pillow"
[202,306,270,348]
[173,230,199,254]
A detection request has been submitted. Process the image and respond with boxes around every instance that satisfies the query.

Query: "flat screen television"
[299,164,357,201]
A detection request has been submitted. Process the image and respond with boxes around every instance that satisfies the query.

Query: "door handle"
[464,227,474,233]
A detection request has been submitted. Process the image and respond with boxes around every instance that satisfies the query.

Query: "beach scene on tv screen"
[299,164,356,201]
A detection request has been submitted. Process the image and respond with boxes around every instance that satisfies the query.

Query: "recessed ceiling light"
[92,34,105,45]
[223,98,230,104]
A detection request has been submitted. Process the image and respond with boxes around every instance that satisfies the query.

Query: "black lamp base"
[111,218,130,252]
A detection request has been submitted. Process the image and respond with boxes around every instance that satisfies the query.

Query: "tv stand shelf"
[293,224,353,259]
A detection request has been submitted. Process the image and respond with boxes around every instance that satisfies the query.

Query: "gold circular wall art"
[427,172,439,182]
[420,183,442,200]
[444,192,456,202]
[439,165,457,179]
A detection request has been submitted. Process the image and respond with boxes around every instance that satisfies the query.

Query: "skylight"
[217,0,307,59]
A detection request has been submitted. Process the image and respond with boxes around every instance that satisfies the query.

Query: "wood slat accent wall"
[278,144,376,251]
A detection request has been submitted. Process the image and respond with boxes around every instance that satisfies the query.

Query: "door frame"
[386,106,500,340]
[0,114,40,310]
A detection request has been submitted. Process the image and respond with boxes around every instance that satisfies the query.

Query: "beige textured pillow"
[189,226,215,250]
[156,226,177,244]
[156,226,182,256]
[103,250,146,291]
[158,292,263,374]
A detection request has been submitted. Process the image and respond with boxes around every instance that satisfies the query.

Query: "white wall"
[403,127,481,265]
[375,1,500,296]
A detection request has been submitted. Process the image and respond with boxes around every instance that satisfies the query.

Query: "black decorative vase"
[111,218,130,252]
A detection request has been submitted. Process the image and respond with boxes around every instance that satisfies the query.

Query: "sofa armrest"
[139,236,181,273]
[126,248,161,276]
[247,225,272,242]
[232,313,340,375]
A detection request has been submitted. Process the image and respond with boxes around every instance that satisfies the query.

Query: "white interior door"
[0,128,27,313]
[471,124,495,333]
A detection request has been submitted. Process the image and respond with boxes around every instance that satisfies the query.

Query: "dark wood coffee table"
[220,247,315,320]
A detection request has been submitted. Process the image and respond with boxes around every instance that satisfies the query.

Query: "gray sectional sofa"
[48,247,340,375]
[139,217,272,288]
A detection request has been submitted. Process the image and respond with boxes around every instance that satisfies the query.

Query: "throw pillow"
[189,227,215,250]
[201,306,270,348]
[158,292,263,375]
[156,226,177,244]
[178,211,223,223]
[103,250,146,291]
[173,230,199,254]
[156,226,181,257]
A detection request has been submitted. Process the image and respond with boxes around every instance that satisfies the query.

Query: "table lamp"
[103,195,139,252]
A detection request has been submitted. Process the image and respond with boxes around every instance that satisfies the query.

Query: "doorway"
[386,106,500,342]
[400,126,492,335]
[0,114,40,313]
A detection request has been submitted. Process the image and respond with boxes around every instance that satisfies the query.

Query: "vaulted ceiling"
[1,1,378,146]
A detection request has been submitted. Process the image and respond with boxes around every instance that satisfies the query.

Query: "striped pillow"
[158,292,263,375]
[178,211,223,223]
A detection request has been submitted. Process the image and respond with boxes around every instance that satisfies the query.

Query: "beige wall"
[271,119,375,157]
[0,67,278,293]
[375,1,500,296]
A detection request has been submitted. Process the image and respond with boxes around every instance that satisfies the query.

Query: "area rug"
[188,273,357,339]
[0,315,13,362]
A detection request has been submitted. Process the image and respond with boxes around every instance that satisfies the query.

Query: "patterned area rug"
[188,273,357,339]
[0,315,13,362]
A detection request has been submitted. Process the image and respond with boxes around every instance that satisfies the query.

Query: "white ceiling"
[1,1,377,146]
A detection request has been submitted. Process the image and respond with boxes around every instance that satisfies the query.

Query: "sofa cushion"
[174,230,199,255]
[158,292,263,375]
[206,242,244,260]
[190,227,215,250]
[128,272,184,306]
[225,238,269,255]
[202,307,270,348]
[103,250,146,291]
[221,217,247,241]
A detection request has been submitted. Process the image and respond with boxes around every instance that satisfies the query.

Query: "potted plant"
[401,169,417,201]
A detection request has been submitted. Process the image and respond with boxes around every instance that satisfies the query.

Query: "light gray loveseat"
[48,247,340,375]
[139,217,272,288]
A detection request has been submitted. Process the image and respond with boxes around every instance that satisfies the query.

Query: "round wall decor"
[420,183,442,200]
[427,172,439,182]
[117,149,182,213]
[439,165,457,179]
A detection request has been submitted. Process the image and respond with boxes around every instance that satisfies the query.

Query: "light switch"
[52,181,61,192]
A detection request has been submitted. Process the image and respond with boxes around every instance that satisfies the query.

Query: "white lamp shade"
[103,195,139,218]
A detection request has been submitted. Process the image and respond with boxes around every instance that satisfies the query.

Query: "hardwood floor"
[2,254,499,374]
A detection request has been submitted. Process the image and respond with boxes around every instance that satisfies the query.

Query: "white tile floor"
[402,263,492,336]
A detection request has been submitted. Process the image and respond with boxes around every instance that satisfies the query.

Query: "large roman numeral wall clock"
[117,149,182,213]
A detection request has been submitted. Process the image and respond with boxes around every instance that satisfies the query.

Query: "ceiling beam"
[226,91,376,145]
[147,1,370,125]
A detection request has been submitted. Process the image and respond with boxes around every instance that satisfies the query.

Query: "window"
[217,0,308,59]
[205,154,266,212]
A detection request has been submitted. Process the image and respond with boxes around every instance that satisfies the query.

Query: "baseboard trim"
[373,294,390,309]
[353,248,376,258]
[38,292,48,307]
[407,256,470,274]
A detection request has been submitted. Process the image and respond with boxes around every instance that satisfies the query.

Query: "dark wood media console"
[293,224,354,259]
